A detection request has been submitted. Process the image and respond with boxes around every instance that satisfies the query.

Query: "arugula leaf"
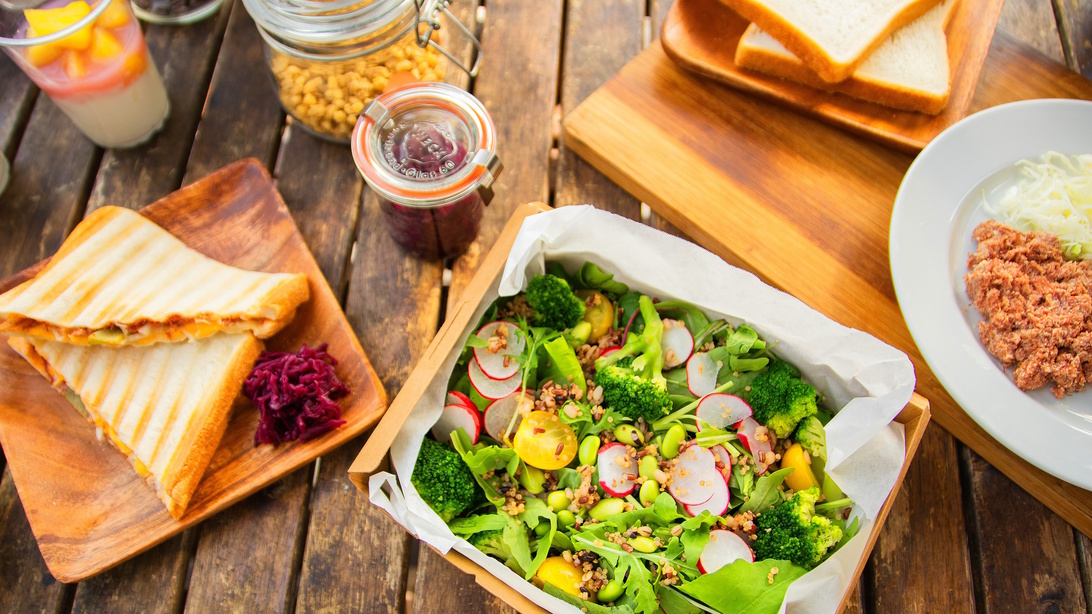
[519,497,558,578]
[738,468,794,514]
[448,514,507,536]
[652,300,711,334]
[538,336,587,395]
[503,512,535,578]
[571,534,661,614]
[617,292,644,333]
[543,583,638,614]
[657,586,711,614]
[678,559,808,614]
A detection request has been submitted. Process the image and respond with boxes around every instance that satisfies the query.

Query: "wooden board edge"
[348,202,551,492]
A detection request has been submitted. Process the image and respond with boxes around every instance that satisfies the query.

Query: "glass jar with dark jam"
[351,82,501,260]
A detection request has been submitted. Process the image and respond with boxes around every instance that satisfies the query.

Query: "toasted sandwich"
[9,333,262,518]
[0,206,309,346]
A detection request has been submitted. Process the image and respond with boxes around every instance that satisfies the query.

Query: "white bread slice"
[9,332,262,518]
[720,0,944,83]
[735,0,957,114]
[0,206,310,346]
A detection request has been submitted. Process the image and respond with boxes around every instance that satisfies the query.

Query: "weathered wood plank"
[184,470,311,613]
[1054,0,1092,78]
[447,0,564,306]
[0,57,35,155]
[413,547,518,614]
[86,0,234,214]
[997,0,1065,65]
[184,2,285,184]
[297,187,446,611]
[555,0,644,219]
[71,532,192,614]
[964,447,1087,612]
[870,428,975,612]
[0,468,71,614]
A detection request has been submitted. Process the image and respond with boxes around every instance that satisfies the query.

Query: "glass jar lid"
[352,82,502,208]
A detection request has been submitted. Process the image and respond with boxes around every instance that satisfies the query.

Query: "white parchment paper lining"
[370,206,915,614]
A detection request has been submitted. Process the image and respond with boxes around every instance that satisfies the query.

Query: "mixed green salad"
[413,262,858,614]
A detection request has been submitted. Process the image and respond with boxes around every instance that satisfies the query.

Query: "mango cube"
[24,2,93,52]
[61,49,87,78]
[89,28,123,61]
[24,27,65,67]
[95,0,130,29]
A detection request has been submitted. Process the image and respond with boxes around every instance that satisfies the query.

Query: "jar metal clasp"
[415,0,483,78]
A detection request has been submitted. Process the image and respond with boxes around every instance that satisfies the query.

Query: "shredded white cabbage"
[985,151,1092,259]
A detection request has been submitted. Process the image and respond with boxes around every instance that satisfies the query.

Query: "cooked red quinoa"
[965,220,1092,398]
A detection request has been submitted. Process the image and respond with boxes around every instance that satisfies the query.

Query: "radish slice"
[431,403,482,444]
[446,391,475,411]
[711,444,733,479]
[735,417,773,475]
[686,352,719,397]
[661,321,694,369]
[469,359,522,400]
[599,346,622,359]
[598,442,639,497]
[697,530,753,574]
[484,391,533,441]
[685,471,730,517]
[695,394,752,431]
[473,321,525,381]
[667,444,718,505]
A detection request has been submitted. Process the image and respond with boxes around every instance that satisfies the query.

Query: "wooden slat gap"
[956,442,987,614]
[283,461,318,614]
[1074,529,1092,614]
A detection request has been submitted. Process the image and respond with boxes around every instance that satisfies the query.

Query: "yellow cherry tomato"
[535,556,589,599]
[782,443,820,492]
[575,290,614,343]
[513,411,578,470]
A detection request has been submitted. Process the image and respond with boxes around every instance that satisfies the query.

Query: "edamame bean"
[638,455,658,479]
[597,579,624,603]
[557,510,577,528]
[568,321,592,346]
[629,536,657,553]
[661,424,687,459]
[519,464,546,494]
[534,522,550,537]
[613,424,645,447]
[639,480,660,506]
[547,490,572,512]
[589,498,625,520]
[578,435,600,466]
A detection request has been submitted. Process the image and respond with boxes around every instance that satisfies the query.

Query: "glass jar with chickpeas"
[241,0,480,142]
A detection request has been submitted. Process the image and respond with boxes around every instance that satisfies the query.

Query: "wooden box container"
[349,202,931,613]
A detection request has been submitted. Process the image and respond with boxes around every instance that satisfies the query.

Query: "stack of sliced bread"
[725,0,958,114]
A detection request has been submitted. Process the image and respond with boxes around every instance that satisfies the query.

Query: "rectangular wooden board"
[562,36,1092,536]
[0,158,388,582]
[351,203,931,614]
[661,0,1004,152]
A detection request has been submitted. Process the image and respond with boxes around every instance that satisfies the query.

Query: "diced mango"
[120,50,146,80]
[89,28,123,61]
[62,49,87,78]
[94,0,130,29]
[25,2,93,51]
[24,27,65,67]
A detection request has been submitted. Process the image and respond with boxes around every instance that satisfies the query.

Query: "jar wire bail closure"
[414,0,481,78]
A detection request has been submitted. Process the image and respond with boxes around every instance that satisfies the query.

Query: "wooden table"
[0,1,1089,612]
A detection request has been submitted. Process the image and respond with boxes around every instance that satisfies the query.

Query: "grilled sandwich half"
[9,333,262,518]
[0,206,309,346]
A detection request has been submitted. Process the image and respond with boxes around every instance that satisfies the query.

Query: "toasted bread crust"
[721,0,943,82]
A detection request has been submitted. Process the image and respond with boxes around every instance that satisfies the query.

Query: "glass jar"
[129,0,222,26]
[0,0,170,148]
[242,0,480,143]
[351,82,502,260]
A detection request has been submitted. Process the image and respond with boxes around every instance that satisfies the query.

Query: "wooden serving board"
[661,0,1004,152]
[562,36,1092,536]
[0,159,388,582]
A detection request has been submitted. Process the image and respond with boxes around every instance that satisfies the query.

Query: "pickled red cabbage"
[244,344,349,445]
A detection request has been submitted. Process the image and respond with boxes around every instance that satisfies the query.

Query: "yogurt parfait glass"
[0,0,170,148]
[351,82,502,260]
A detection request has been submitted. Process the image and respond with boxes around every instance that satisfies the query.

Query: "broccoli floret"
[793,415,827,462]
[749,359,819,438]
[412,437,479,522]
[592,294,671,421]
[753,487,842,569]
[526,274,586,330]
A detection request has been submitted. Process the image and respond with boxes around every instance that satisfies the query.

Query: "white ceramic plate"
[890,99,1092,490]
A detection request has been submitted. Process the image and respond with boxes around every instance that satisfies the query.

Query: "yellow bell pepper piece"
[25,2,94,51]
[782,443,820,492]
[535,557,589,599]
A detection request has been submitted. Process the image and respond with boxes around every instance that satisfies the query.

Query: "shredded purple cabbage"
[244,344,349,446]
